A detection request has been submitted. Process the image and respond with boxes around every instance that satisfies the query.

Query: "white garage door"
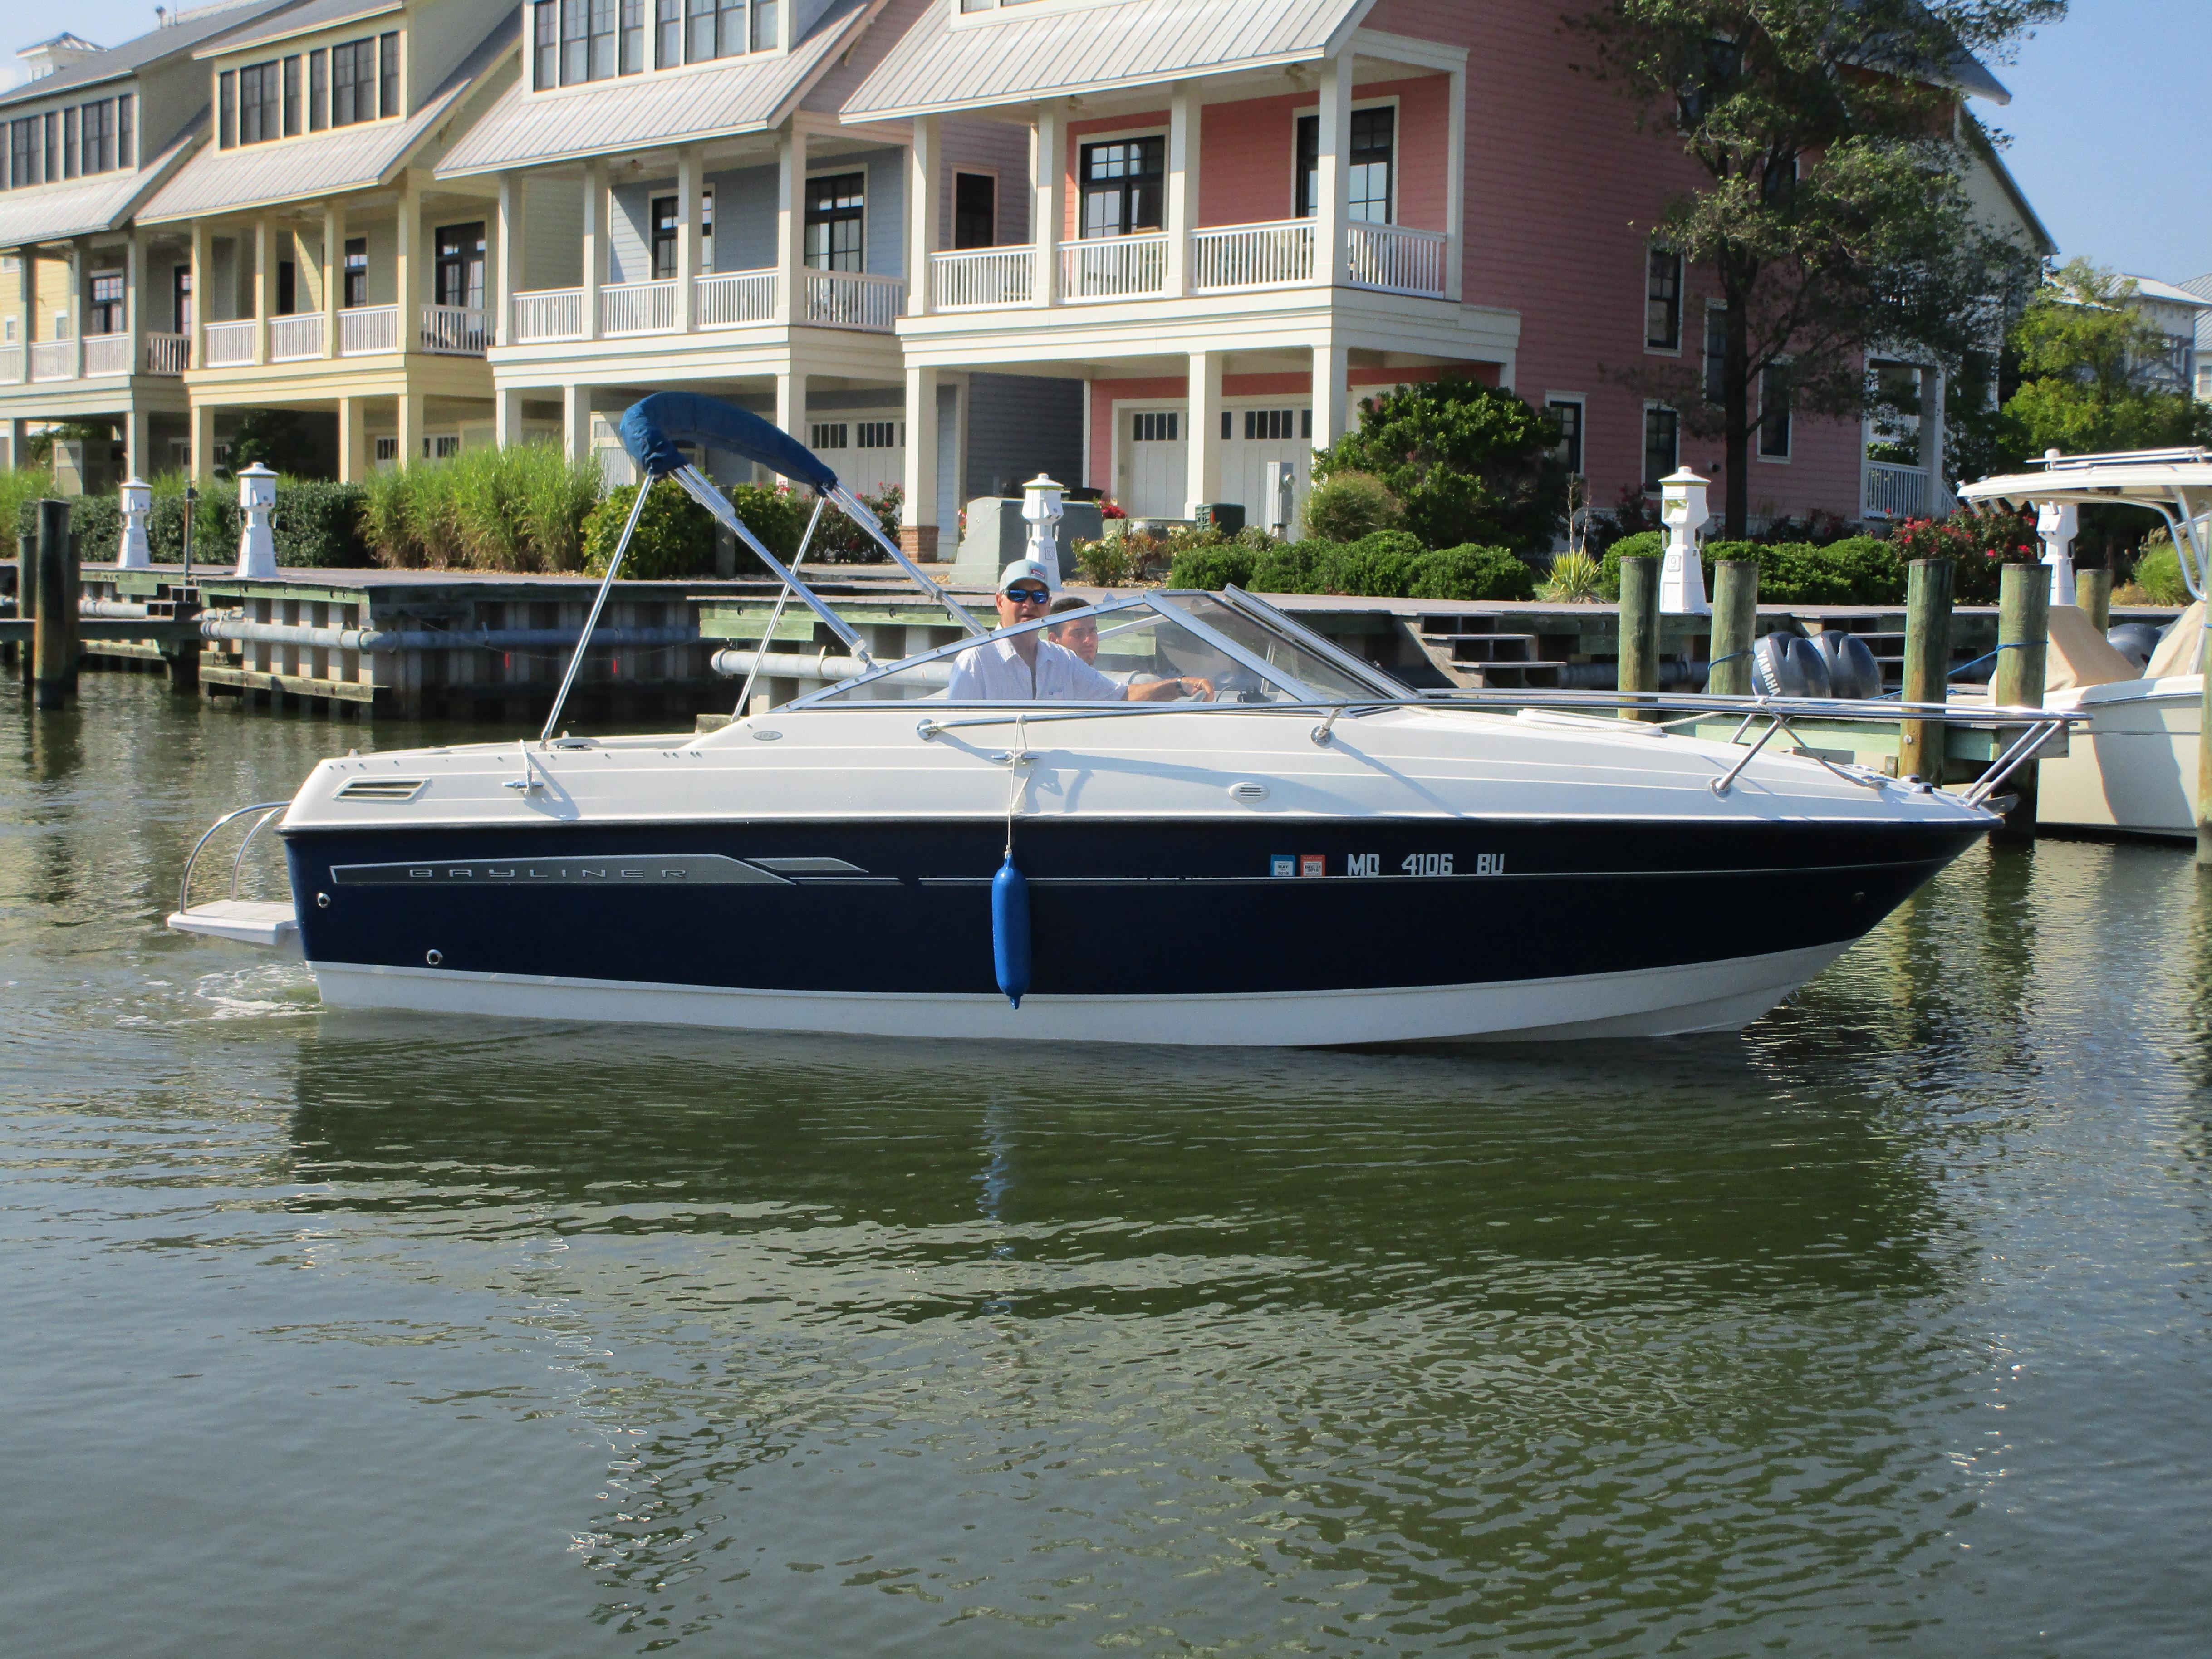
[1116,407,1188,518]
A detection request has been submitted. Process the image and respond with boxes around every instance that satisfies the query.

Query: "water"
[3,669,2207,1658]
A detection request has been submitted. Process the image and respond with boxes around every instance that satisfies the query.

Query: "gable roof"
[2125,274,2212,312]
[195,0,405,57]
[139,12,515,221]
[437,0,872,177]
[0,0,301,110]
[841,0,1369,121]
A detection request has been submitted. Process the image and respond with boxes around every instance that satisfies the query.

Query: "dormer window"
[5,92,134,186]
[219,33,393,146]
[538,0,770,85]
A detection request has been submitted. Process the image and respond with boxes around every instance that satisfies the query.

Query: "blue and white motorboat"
[173,396,2063,1045]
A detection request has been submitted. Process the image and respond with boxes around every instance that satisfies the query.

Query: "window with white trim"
[856,421,900,448]
[1547,399,1583,475]
[1643,405,1678,492]
[1758,363,1792,459]
[1646,246,1682,351]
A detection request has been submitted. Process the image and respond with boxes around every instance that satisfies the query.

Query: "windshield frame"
[778,590,1383,710]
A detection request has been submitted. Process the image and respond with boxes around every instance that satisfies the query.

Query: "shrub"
[270,481,371,567]
[2,468,49,556]
[1540,548,1603,603]
[1300,470,1402,543]
[726,484,807,565]
[1168,542,1260,590]
[1596,530,1665,600]
[1893,503,2040,604]
[809,483,901,564]
[583,477,720,579]
[509,446,602,573]
[1409,544,1537,602]
[1314,379,1567,553]
[1172,535,1531,600]
[2129,536,2189,605]
[1074,536,1139,586]
[360,447,601,571]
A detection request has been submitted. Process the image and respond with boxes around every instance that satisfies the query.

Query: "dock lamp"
[1658,467,1712,615]
[1022,474,1066,591]
[118,477,152,570]
[235,463,278,579]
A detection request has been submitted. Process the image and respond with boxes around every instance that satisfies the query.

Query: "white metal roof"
[2123,274,2212,312]
[437,4,869,176]
[0,125,204,245]
[140,14,515,221]
[841,0,1368,121]
[197,0,405,56]
[0,0,301,110]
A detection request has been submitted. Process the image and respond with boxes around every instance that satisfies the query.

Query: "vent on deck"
[336,778,427,802]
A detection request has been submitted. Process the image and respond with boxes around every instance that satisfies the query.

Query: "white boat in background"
[1959,448,2212,841]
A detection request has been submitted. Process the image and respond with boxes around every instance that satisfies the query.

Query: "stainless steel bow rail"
[176,800,292,917]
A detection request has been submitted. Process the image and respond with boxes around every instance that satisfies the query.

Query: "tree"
[1311,380,1567,553]
[1567,0,2061,537]
[2000,259,2212,459]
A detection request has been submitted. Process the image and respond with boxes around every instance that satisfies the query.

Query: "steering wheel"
[1207,669,1266,703]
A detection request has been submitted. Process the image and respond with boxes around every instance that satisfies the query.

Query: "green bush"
[15,474,368,568]
[1073,537,1139,586]
[1596,530,1664,600]
[583,477,720,579]
[1168,533,1532,600]
[1314,380,1567,553]
[2131,538,2188,604]
[1540,548,1603,603]
[1167,542,1260,590]
[362,447,602,570]
[1596,531,1906,607]
[1409,544,1537,602]
[1300,470,1402,543]
[808,484,901,563]
[727,484,809,565]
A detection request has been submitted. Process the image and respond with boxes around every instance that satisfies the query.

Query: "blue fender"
[992,855,1031,1009]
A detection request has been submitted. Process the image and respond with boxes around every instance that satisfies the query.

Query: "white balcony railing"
[1191,221,1314,293]
[82,333,132,376]
[804,270,905,331]
[513,288,588,343]
[269,313,325,361]
[1864,461,1931,520]
[339,305,400,356]
[602,279,680,336]
[30,340,76,380]
[145,332,190,375]
[932,246,1035,310]
[203,320,259,367]
[0,345,21,384]
[697,270,777,327]
[420,303,488,355]
[1060,233,1170,302]
[1346,222,1449,297]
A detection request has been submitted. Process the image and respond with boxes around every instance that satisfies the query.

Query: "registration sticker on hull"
[1300,854,1326,878]
[1270,854,1296,878]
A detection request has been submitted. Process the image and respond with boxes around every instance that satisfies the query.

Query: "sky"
[5,0,2207,283]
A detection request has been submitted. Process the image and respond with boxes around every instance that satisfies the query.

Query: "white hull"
[2037,674,2201,840]
[308,939,1851,1046]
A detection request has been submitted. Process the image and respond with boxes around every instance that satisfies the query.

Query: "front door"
[172,265,192,334]
[1118,407,1187,519]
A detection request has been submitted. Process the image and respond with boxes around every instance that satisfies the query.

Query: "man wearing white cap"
[944,560,1211,702]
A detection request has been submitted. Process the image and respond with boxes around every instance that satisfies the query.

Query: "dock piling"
[33,500,78,712]
[1617,555,1661,719]
[16,518,37,690]
[1992,561,2048,840]
[1899,558,1955,785]
[2076,566,2113,633]
[1706,560,1759,697]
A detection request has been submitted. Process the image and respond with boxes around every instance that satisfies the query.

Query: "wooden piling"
[1707,560,1759,697]
[16,519,37,690]
[1617,555,1661,719]
[1899,558,1954,785]
[1991,561,2048,840]
[2076,566,2112,633]
[33,500,78,711]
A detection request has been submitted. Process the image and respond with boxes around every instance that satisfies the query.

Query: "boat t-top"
[172,394,2069,1045]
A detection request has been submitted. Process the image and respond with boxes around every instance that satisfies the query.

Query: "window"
[283,56,302,137]
[535,3,559,87]
[1646,246,1682,350]
[435,223,486,311]
[656,0,681,67]
[953,172,995,249]
[1294,107,1394,221]
[1643,405,1678,492]
[562,0,589,82]
[331,40,377,126]
[701,186,714,269]
[751,0,777,49]
[375,437,399,462]
[1703,301,1725,403]
[116,94,131,168]
[1244,408,1299,441]
[1080,137,1163,238]
[63,107,77,178]
[309,51,328,128]
[1132,411,1178,442]
[717,0,745,58]
[79,99,111,173]
[276,260,296,315]
[87,272,123,335]
[238,61,280,145]
[1758,363,1791,458]
[172,265,192,334]
[379,32,400,118]
[590,0,618,79]
[804,172,864,271]
[1547,399,1583,475]
[1221,409,1231,440]
[8,117,38,185]
[650,195,678,279]
[428,434,461,459]
[686,0,714,61]
[810,422,848,450]
[343,237,367,308]
[856,421,899,448]
[620,0,646,72]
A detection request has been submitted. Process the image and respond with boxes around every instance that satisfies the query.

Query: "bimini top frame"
[1958,446,2212,599]
[537,392,988,744]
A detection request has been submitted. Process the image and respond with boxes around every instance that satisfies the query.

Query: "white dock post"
[1658,467,1712,615]
[118,477,152,569]
[235,463,278,579]
[1023,474,1066,589]
[2037,477,2078,607]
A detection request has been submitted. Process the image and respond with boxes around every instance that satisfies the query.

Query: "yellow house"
[137,0,520,478]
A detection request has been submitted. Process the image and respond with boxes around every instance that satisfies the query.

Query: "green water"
[3,670,2207,1657]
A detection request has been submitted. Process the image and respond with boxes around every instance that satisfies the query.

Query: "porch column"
[1313,333,1350,451]
[1187,349,1223,519]
[188,220,209,365]
[902,364,939,559]
[69,238,87,375]
[1316,54,1354,287]
[394,172,419,352]
[1031,103,1064,308]
[676,147,700,334]
[10,248,29,367]
[322,200,344,358]
[495,387,525,447]
[1166,83,1197,298]
[125,408,151,481]
[581,160,606,340]
[562,383,592,463]
[907,114,938,318]
[5,419,27,471]
[397,388,423,469]
[775,366,807,457]
[338,395,368,482]
[124,226,145,372]
[254,218,275,364]
[494,172,518,348]
[775,126,807,326]
[1444,63,1466,302]
[191,402,218,481]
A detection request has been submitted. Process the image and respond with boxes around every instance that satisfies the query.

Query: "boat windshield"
[798,595,1381,707]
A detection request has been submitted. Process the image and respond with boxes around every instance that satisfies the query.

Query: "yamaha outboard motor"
[1751,631,1831,698]
[1814,631,1882,700]
[2108,622,2162,672]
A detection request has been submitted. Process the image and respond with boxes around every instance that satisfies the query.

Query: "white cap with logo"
[996,558,1057,595]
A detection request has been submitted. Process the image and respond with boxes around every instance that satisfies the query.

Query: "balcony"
[30,340,77,381]
[1864,461,1933,520]
[270,314,326,362]
[419,304,488,355]
[0,346,20,385]
[0,333,189,384]
[145,334,190,375]
[507,269,905,345]
[930,221,1449,310]
[203,321,259,368]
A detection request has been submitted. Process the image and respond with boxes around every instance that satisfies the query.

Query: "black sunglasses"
[1003,586,1052,603]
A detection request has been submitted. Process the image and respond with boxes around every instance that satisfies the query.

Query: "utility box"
[951,496,1103,586]
[1194,502,1245,534]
